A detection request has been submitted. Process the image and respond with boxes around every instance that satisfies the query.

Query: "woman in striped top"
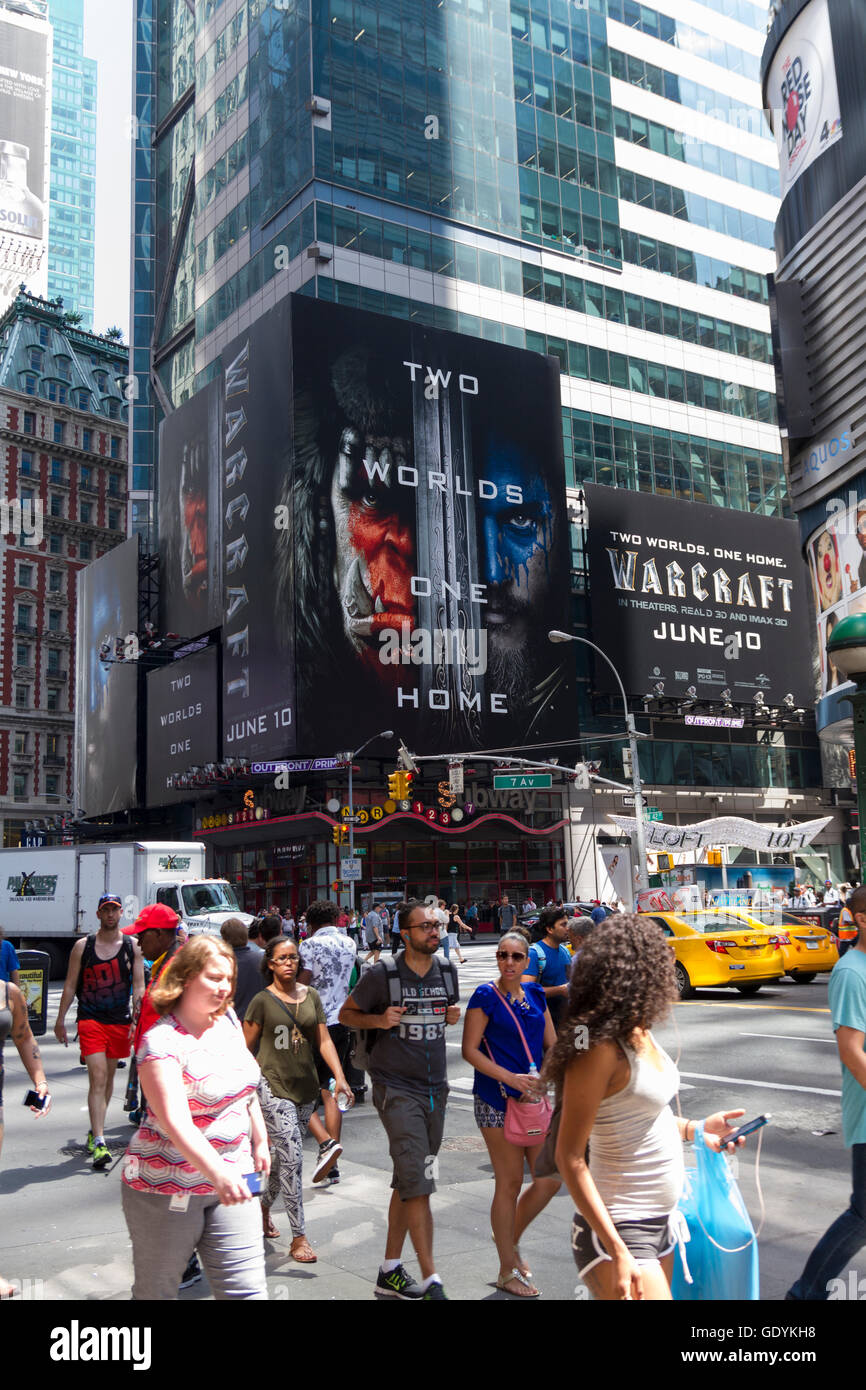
[121,936,270,1300]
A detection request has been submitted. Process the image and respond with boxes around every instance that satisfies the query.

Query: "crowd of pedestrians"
[5,880,866,1303]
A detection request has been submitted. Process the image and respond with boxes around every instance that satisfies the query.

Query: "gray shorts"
[121,1182,267,1300]
[571,1212,675,1280]
[372,1082,448,1200]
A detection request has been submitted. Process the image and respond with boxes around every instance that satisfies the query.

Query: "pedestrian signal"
[656,853,673,872]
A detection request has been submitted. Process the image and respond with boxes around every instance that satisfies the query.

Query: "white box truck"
[0,841,254,976]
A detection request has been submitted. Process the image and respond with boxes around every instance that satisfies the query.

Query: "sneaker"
[375,1264,424,1300]
[327,1165,341,1185]
[312,1139,342,1183]
[421,1280,448,1300]
[85,1130,95,1155]
[178,1253,202,1290]
[92,1142,112,1170]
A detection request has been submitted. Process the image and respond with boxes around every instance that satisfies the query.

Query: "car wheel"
[735,984,762,995]
[789,971,817,984]
[674,962,694,999]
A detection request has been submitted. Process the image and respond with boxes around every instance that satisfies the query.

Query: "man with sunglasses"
[340,899,460,1300]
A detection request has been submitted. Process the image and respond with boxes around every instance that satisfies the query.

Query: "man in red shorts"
[55,892,144,1169]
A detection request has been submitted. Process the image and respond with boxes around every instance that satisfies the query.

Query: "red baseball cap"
[123,902,180,936]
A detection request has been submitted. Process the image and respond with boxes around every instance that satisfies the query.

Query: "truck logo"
[158,856,191,871]
[7,873,58,901]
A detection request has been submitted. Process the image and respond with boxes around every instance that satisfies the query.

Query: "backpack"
[350,954,459,1073]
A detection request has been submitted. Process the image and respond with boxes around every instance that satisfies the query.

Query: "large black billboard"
[158,378,222,641]
[75,537,139,816]
[146,645,219,806]
[157,295,573,756]
[585,484,812,705]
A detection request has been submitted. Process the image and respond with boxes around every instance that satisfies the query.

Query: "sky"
[83,0,133,339]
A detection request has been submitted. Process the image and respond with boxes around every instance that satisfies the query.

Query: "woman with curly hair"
[544,914,746,1301]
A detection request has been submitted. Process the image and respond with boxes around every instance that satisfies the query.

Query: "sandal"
[290,1236,317,1264]
[496,1268,540,1298]
[262,1210,279,1240]
[490,1232,532,1280]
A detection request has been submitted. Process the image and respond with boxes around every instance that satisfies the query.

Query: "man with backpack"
[339,900,460,1300]
[522,904,571,1028]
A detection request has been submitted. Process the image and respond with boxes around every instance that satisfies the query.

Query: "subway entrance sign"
[493,774,552,790]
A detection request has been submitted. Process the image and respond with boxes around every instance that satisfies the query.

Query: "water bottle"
[329,1078,351,1112]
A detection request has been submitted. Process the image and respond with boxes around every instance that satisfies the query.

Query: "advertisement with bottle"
[0,4,49,300]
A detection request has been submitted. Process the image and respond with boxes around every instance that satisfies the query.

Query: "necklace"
[269,985,305,1053]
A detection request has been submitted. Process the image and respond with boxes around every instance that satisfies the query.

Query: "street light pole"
[549,630,650,901]
[342,729,394,914]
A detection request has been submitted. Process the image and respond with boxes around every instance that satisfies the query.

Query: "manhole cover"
[440,1136,486,1153]
[60,1138,129,1157]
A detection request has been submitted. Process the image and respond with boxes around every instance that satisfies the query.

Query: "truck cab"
[152,878,252,936]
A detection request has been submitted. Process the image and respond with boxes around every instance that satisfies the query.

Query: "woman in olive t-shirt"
[243,938,351,1263]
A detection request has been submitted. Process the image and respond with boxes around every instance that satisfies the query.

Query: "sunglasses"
[496,951,527,961]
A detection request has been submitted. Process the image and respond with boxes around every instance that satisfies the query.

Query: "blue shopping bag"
[671,1122,759,1301]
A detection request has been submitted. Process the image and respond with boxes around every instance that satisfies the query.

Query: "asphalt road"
[0,943,856,1303]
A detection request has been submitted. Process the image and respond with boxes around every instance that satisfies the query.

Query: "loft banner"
[158,296,574,757]
[610,814,833,852]
[584,483,811,705]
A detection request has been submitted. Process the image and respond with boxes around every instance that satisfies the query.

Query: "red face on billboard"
[330,426,417,682]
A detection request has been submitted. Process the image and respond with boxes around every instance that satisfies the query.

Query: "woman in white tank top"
[541,914,745,1302]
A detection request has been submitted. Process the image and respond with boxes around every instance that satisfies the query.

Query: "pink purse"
[483,989,552,1148]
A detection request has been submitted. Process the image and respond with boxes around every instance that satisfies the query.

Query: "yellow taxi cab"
[715,907,839,983]
[638,909,786,999]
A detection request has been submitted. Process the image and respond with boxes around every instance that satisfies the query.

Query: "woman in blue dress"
[462,930,560,1297]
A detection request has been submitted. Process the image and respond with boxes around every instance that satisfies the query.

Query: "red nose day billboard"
[156,295,573,770]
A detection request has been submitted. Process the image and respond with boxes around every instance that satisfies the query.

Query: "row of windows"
[694,0,766,26]
[19,374,125,417]
[620,228,769,304]
[319,201,771,361]
[195,67,248,151]
[19,486,121,529]
[14,531,96,560]
[526,326,776,423]
[563,407,785,514]
[617,169,774,249]
[511,0,608,70]
[19,420,116,453]
[196,193,250,276]
[195,204,315,339]
[196,4,247,91]
[609,49,771,142]
[613,108,778,198]
[10,773,65,798]
[15,564,65,594]
[312,272,785,519]
[605,0,760,82]
[585,738,820,790]
[197,130,248,214]
[522,262,772,362]
[18,411,123,457]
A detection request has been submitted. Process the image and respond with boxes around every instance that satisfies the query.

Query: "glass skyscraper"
[46,0,97,327]
[132,0,785,542]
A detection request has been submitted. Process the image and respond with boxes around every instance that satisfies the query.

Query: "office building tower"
[46,0,97,327]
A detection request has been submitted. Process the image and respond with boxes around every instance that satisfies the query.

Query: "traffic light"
[332,824,347,845]
[706,849,722,866]
[388,770,413,800]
